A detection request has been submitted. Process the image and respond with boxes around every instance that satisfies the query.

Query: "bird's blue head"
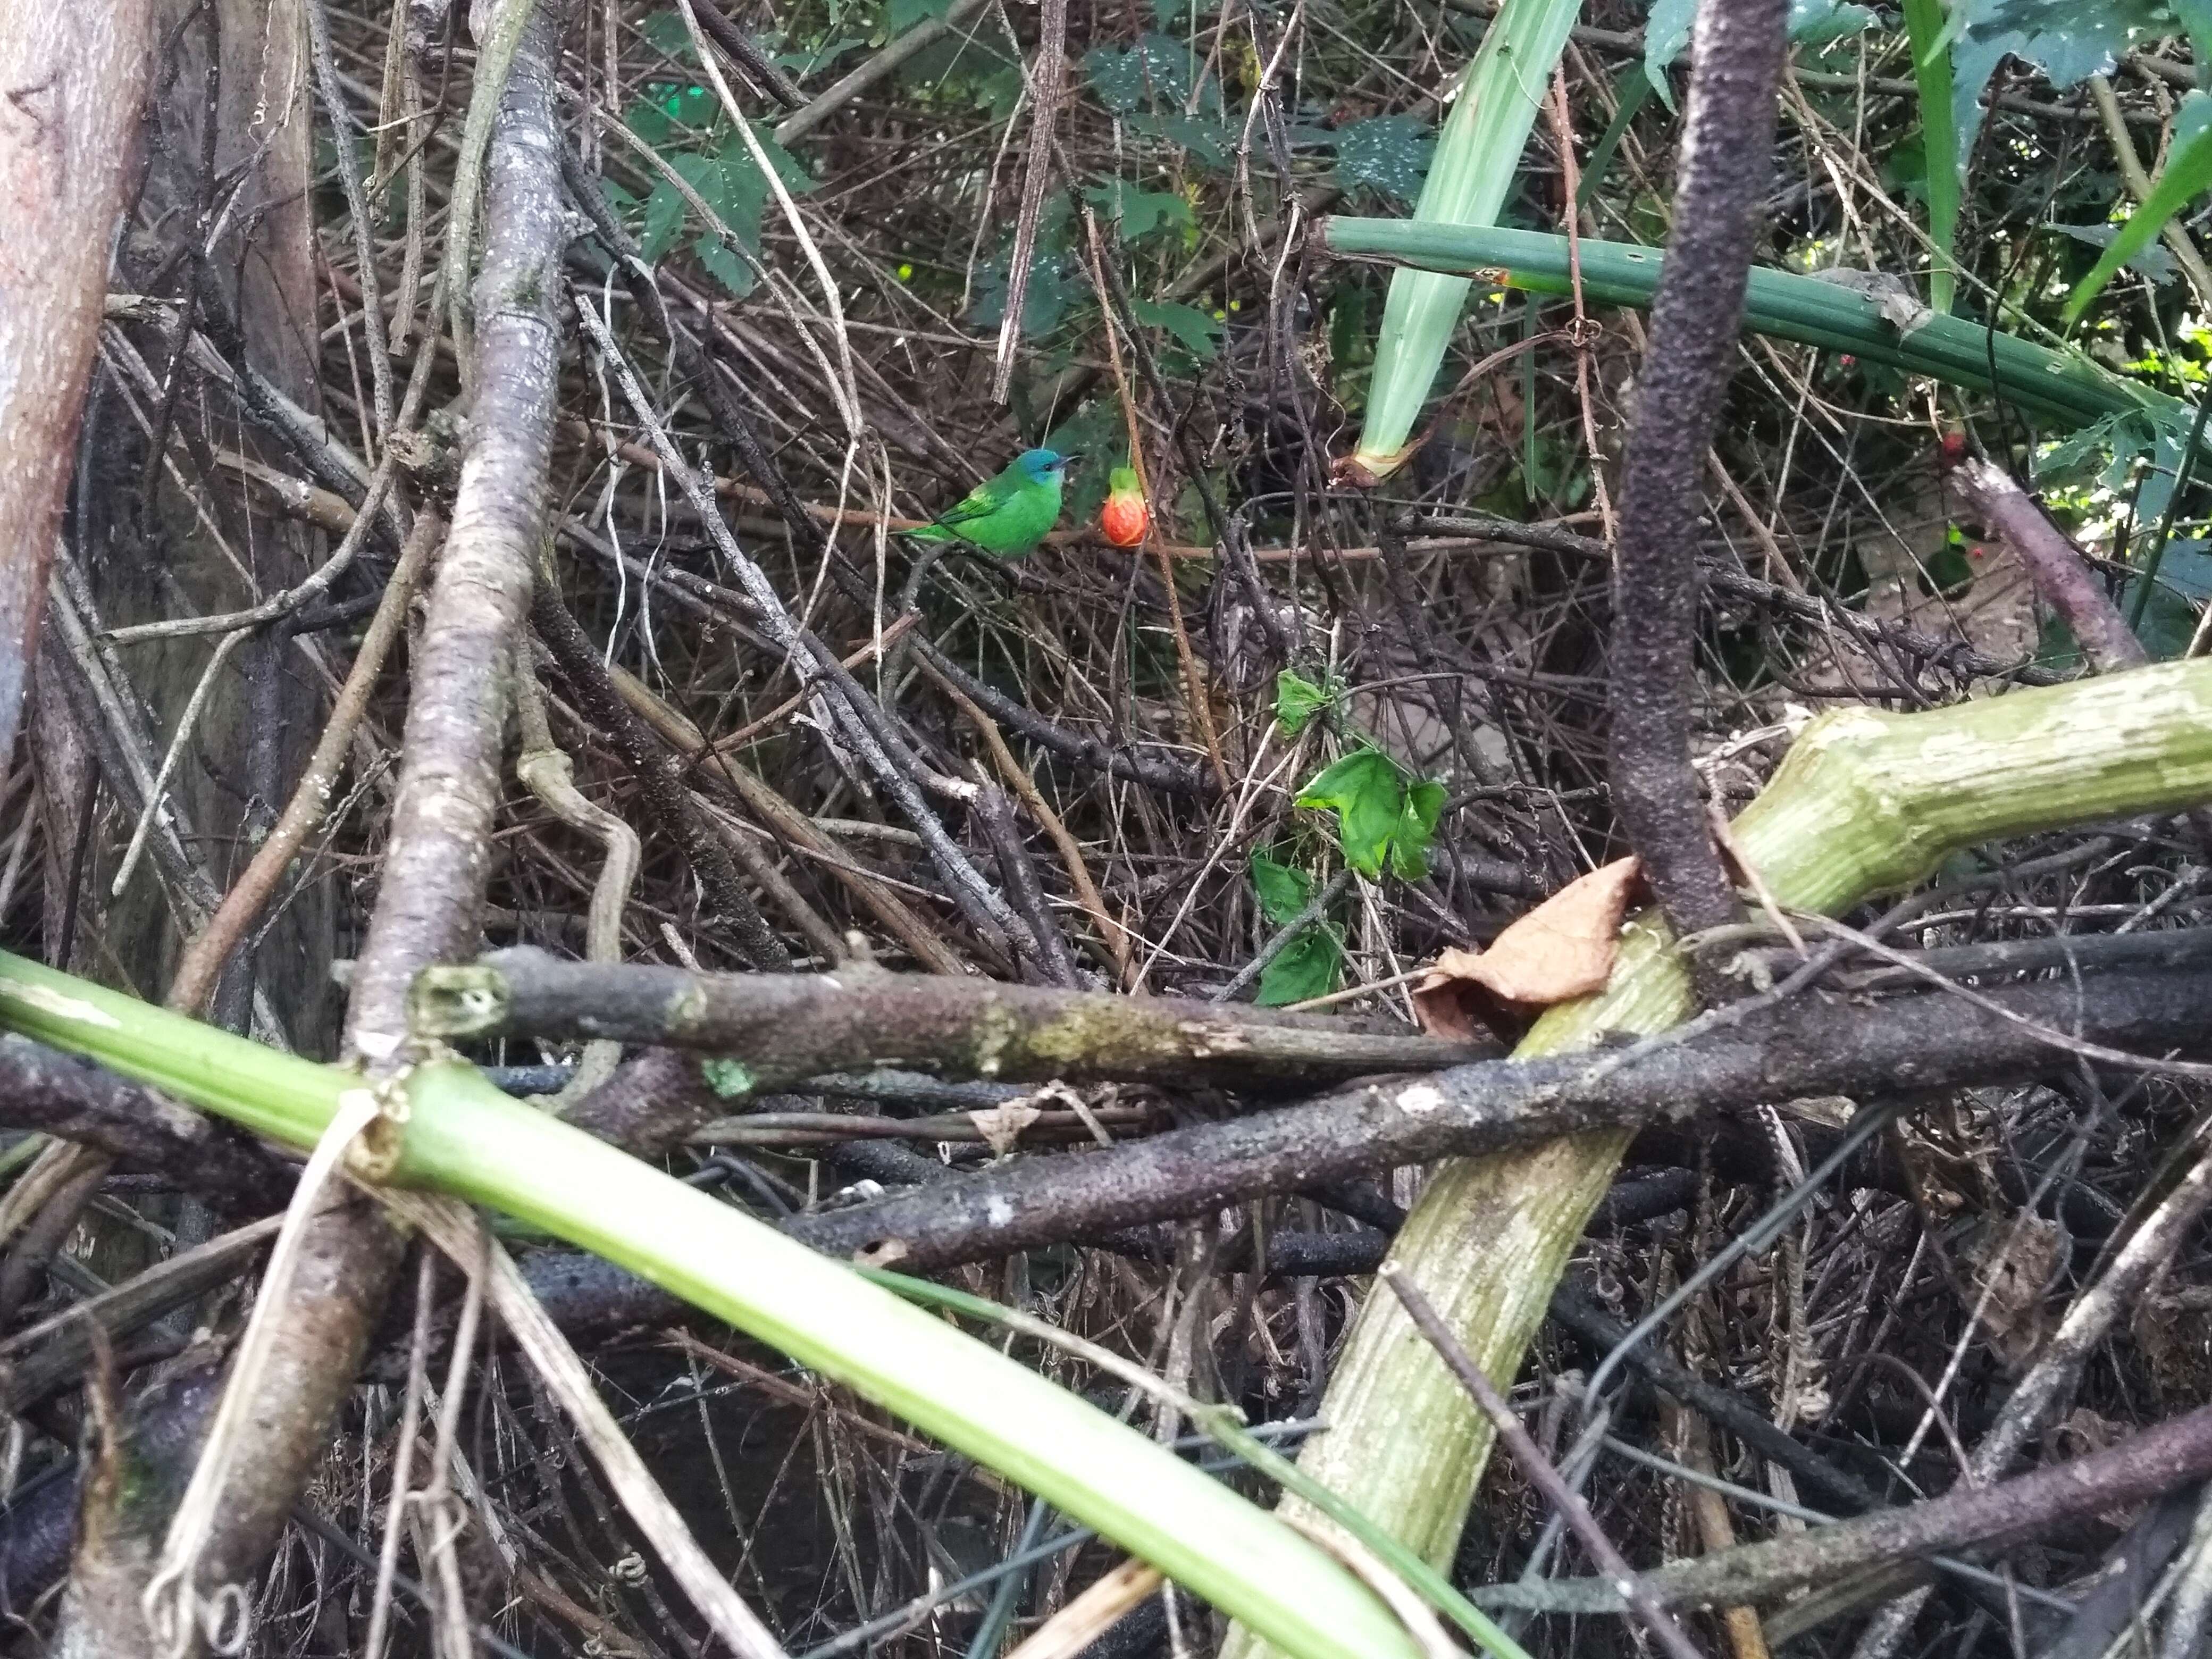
[1016,448,1077,484]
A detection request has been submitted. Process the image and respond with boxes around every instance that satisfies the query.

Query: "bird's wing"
[928,472,1021,532]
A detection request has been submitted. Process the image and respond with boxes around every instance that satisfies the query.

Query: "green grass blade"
[1902,0,1959,313]
[1347,0,1580,482]
[0,952,1427,1659]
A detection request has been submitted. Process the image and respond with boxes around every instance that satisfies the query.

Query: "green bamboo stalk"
[1345,0,1581,483]
[1323,217,2181,434]
[0,959,1425,1659]
[1222,659,2212,1659]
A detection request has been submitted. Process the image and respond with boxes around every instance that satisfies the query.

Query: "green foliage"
[888,0,953,32]
[2125,540,2212,657]
[1295,749,1446,881]
[1248,852,1342,1007]
[624,90,814,300]
[1257,929,1343,1006]
[2065,91,2212,325]
[970,193,1085,338]
[1133,298,1221,359]
[1645,0,1873,103]
[1082,33,1230,167]
[634,9,699,60]
[1086,182,1195,242]
[1331,115,1436,205]
[1946,0,2173,205]
[2051,222,2180,287]
[1273,669,1337,735]
[1250,851,1313,924]
[1084,33,1194,112]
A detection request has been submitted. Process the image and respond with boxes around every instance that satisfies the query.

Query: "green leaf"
[1085,182,1194,241]
[2065,91,2212,326]
[1126,110,1230,169]
[636,131,814,295]
[1296,749,1444,881]
[2121,571,2200,659]
[1083,33,1193,113]
[1646,0,1872,103]
[2154,539,2212,600]
[1347,0,1580,476]
[2051,221,2180,286]
[695,236,759,298]
[889,0,953,30]
[1392,779,1448,882]
[1950,0,2169,212]
[970,246,1085,338]
[1256,927,1342,1006]
[1331,114,1436,205]
[1250,851,1314,928]
[625,82,717,146]
[634,9,699,60]
[1274,669,1334,735]
[1131,298,1221,359]
[640,177,688,262]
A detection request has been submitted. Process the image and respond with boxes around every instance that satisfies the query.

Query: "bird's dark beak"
[1058,454,1084,470]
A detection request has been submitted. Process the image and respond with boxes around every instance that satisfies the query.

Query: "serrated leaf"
[640,177,688,262]
[1132,298,1220,359]
[1331,114,1436,205]
[1256,927,1342,1007]
[1274,669,1333,735]
[1250,851,1314,927]
[695,236,758,298]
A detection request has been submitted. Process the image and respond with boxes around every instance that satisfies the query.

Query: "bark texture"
[1606,0,1787,940]
[0,1,153,765]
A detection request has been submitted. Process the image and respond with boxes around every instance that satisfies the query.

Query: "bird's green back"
[906,462,1063,556]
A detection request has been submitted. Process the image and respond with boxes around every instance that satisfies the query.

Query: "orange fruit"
[1100,466,1149,547]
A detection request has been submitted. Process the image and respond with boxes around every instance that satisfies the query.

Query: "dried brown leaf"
[1412,859,1641,1039]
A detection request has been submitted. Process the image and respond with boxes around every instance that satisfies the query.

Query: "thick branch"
[0,2,152,764]
[1607,0,1784,939]
[1950,457,2148,671]
[410,945,1493,1092]
[783,961,2212,1269]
